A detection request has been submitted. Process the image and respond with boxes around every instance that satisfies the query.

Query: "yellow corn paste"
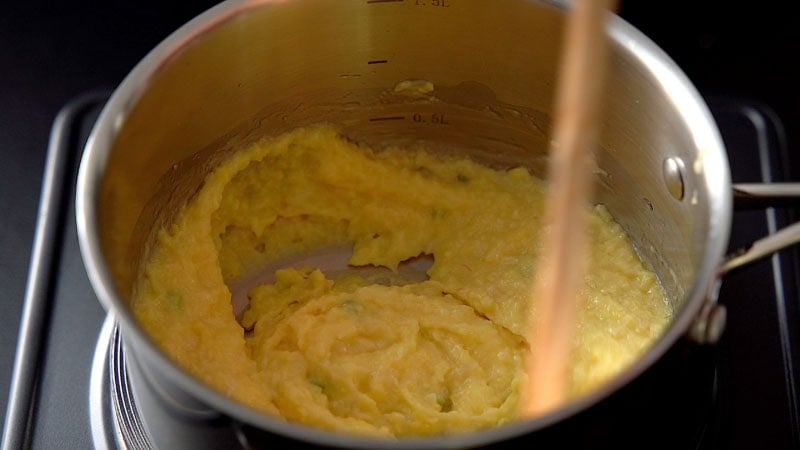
[132,124,671,437]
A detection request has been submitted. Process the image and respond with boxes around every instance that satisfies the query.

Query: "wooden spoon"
[521,0,616,417]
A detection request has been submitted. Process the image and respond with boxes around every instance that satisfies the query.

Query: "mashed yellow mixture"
[132,124,670,437]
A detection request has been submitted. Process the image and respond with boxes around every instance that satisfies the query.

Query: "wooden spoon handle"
[521,0,616,417]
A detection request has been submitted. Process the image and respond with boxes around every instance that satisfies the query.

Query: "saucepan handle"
[732,182,800,209]
[689,182,800,344]
[718,220,800,275]
[725,182,800,273]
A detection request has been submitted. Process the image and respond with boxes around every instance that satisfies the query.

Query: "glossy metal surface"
[76,0,733,447]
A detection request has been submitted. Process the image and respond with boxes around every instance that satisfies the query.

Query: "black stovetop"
[1,93,798,449]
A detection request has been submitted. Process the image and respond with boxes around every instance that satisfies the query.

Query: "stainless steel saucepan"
[76,0,800,447]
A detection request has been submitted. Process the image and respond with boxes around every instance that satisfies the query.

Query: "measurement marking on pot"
[369,116,406,122]
[367,59,389,65]
[412,112,449,125]
[414,0,451,6]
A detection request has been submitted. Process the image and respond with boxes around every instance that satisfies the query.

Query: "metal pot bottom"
[90,317,249,450]
[89,315,718,449]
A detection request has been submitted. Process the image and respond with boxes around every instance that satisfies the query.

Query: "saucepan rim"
[75,0,731,447]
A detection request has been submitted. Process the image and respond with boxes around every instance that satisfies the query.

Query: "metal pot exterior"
[76,0,731,447]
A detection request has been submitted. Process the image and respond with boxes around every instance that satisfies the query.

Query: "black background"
[1,0,798,441]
